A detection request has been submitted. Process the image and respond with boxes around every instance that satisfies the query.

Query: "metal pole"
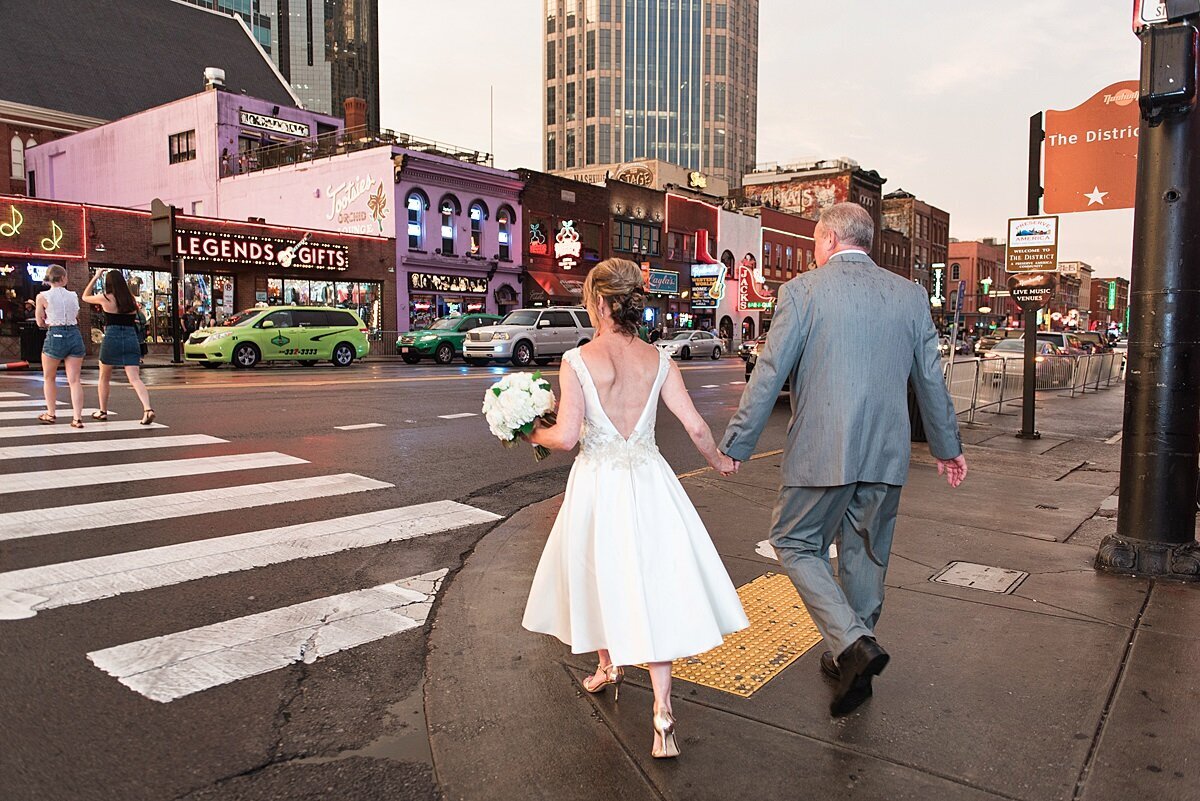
[171,257,183,364]
[1097,20,1200,580]
[1017,112,1044,439]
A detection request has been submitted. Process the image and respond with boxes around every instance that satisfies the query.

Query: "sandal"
[140,409,156,425]
[91,410,108,421]
[37,413,56,425]
[70,418,84,429]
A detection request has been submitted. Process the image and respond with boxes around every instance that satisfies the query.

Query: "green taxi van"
[183,306,370,368]
[397,313,502,364]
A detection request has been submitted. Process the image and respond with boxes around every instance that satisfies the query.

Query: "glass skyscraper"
[543,0,758,188]
[176,0,380,131]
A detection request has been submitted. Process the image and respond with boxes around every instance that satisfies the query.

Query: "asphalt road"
[0,356,789,801]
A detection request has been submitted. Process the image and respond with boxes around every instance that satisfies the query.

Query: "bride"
[522,258,749,759]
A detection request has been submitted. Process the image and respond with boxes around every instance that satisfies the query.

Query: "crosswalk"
[0,387,502,704]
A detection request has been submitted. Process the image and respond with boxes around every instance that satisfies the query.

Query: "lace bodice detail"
[564,348,668,469]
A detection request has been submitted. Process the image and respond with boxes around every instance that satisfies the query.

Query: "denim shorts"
[43,325,86,360]
[99,324,142,366]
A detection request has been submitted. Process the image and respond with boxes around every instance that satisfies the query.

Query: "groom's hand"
[937,454,968,488]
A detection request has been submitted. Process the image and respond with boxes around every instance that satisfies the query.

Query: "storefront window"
[269,278,383,330]
[0,264,43,338]
[410,295,436,330]
[88,267,220,344]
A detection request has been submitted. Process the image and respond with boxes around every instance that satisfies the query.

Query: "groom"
[721,202,967,716]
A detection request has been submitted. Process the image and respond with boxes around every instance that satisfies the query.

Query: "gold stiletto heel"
[582,663,624,701]
[652,706,680,759]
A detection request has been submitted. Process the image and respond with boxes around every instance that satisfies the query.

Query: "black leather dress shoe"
[830,636,889,717]
[819,650,840,680]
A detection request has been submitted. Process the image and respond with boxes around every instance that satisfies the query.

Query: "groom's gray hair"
[819,203,875,250]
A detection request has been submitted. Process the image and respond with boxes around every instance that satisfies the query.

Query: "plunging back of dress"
[562,346,670,468]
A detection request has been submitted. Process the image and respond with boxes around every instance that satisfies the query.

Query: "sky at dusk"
[380,1,1141,278]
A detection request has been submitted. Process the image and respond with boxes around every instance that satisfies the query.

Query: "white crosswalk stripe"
[88,571,448,702]
[0,399,66,408]
[0,501,498,619]
[0,392,504,702]
[0,420,166,439]
[0,473,391,542]
[0,392,30,398]
[0,452,306,495]
[0,434,226,461]
[0,408,116,421]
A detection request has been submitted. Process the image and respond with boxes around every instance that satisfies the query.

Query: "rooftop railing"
[221,126,494,177]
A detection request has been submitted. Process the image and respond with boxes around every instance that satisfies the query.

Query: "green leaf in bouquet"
[520,421,535,435]
[492,386,502,397]
[532,371,542,380]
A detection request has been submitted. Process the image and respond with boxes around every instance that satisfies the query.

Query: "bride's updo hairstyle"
[583,258,646,337]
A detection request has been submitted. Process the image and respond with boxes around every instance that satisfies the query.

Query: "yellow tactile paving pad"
[650,572,823,698]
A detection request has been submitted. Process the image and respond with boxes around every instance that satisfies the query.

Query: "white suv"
[463,307,595,367]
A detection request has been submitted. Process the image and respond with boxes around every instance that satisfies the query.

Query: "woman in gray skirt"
[82,270,155,424]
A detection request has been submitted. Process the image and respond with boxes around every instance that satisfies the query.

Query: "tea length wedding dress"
[522,347,749,666]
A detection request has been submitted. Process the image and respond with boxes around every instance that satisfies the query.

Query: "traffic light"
[150,198,176,258]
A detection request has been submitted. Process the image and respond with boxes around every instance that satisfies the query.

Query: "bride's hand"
[711,453,739,476]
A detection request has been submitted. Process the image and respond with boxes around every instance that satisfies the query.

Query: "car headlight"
[206,331,235,342]
[492,332,510,340]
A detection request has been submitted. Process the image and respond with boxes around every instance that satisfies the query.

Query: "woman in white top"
[35,265,86,428]
[523,259,749,760]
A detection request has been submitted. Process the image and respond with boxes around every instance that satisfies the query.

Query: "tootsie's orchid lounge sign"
[174,229,348,270]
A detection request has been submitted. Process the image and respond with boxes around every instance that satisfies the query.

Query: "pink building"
[28,82,521,333]
[219,142,525,330]
[26,82,342,215]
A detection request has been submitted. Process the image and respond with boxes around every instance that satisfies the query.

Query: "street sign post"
[1097,9,1200,581]
[1005,215,1060,439]
[150,198,182,364]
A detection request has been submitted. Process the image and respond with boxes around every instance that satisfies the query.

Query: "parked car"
[463,307,594,367]
[738,335,767,361]
[183,306,368,369]
[655,330,724,360]
[980,338,1071,385]
[1035,331,1087,354]
[975,328,1023,356]
[1072,331,1112,354]
[397,313,502,364]
[745,348,790,393]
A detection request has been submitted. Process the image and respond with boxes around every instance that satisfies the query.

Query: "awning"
[527,271,585,301]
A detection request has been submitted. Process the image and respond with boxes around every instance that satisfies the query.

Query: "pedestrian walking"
[523,258,748,759]
[721,203,967,716]
[35,265,86,428]
[82,270,156,425]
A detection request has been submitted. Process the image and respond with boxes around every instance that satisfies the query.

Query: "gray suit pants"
[770,483,902,657]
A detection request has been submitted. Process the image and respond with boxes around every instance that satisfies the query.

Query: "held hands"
[937,454,968,488]
[711,452,740,477]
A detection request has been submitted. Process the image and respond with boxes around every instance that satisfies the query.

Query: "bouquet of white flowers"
[482,371,558,461]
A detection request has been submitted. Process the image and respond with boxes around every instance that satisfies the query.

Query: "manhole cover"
[930,562,1028,594]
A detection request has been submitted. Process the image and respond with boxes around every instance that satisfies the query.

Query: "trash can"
[908,379,927,443]
[19,320,46,363]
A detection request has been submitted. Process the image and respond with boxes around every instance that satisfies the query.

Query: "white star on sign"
[1085,186,1109,206]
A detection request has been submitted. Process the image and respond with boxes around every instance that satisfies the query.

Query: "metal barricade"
[945,352,1125,421]
[367,331,401,358]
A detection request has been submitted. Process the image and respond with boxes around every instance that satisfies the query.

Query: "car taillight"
[359,328,368,333]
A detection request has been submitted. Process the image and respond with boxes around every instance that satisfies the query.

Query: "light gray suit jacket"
[721,252,961,487]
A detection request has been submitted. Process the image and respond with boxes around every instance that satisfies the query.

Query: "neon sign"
[0,202,85,260]
[529,222,548,255]
[554,220,581,269]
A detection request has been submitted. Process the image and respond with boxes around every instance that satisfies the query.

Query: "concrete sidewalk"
[424,386,1198,801]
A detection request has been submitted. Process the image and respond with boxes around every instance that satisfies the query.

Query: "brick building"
[516,169,610,307]
[1057,261,1094,330]
[739,158,885,264]
[947,239,1007,332]
[881,188,949,290]
[880,228,911,280]
[1089,276,1130,331]
[607,178,674,327]
[738,206,814,331]
[0,194,395,361]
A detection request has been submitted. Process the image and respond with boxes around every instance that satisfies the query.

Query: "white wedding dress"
[522,347,749,666]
